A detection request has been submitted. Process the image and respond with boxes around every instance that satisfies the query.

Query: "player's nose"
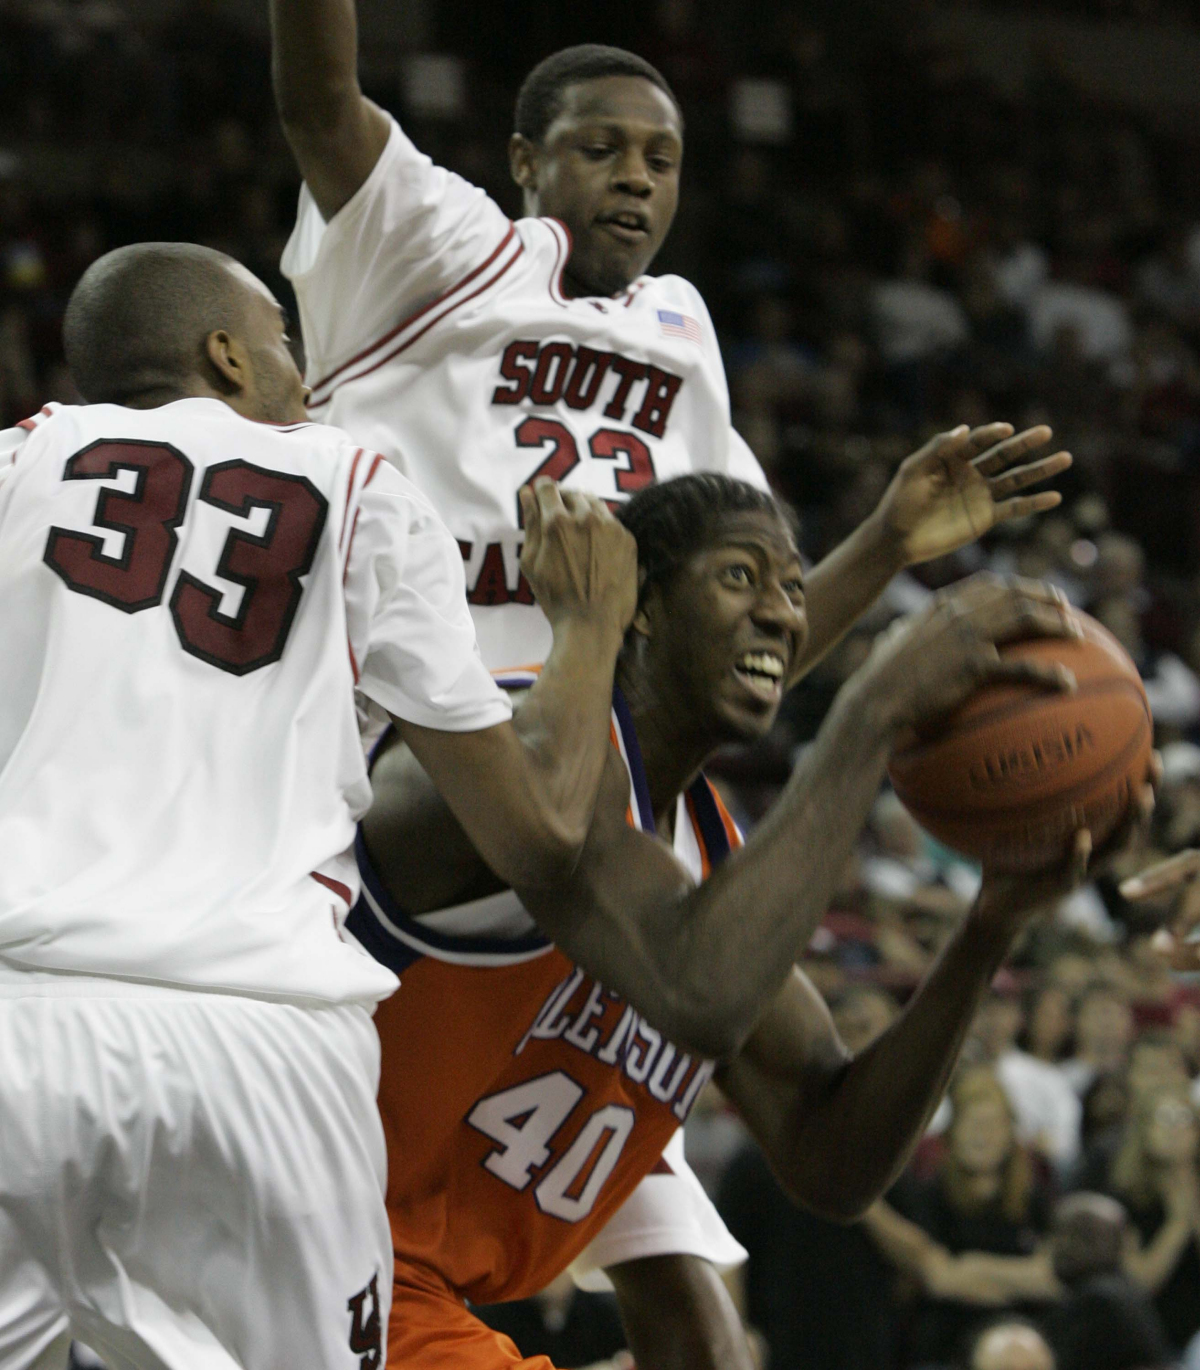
[611,154,653,197]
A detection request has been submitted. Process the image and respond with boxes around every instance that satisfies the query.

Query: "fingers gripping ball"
[887,612,1153,872]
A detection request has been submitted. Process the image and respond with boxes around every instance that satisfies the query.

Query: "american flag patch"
[657,309,703,343]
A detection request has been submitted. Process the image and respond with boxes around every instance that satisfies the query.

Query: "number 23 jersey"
[0,399,509,1004]
[283,115,766,670]
[349,683,745,1305]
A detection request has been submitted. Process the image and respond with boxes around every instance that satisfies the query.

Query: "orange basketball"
[887,612,1153,873]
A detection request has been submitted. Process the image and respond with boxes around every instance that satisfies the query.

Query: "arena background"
[6,1,1200,1367]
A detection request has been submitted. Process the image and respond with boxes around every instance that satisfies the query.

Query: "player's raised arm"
[269,0,390,219]
[376,481,639,892]
[520,574,1084,1060]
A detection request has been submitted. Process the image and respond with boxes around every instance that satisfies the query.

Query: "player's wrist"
[545,605,628,651]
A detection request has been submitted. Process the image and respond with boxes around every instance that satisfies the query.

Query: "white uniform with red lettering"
[0,398,510,1370]
[283,115,766,669]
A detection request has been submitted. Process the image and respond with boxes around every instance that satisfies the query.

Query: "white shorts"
[0,984,392,1370]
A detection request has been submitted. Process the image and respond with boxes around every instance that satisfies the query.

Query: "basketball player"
[270,2,1072,672]
[0,242,637,1370]
[352,475,1125,1370]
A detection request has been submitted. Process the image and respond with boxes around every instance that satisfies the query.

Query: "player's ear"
[204,330,248,395]
[630,569,653,639]
[509,134,538,192]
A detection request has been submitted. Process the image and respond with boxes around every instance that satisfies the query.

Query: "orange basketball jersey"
[348,681,743,1307]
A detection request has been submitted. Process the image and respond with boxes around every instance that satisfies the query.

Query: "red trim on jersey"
[650,1154,674,1175]
[339,448,365,549]
[16,404,54,432]
[309,240,525,406]
[362,452,384,488]
[342,508,362,585]
[347,636,360,684]
[312,871,353,905]
[307,223,518,401]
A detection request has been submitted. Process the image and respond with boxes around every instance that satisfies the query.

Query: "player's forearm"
[789,509,904,679]
[643,682,897,1055]
[777,910,1019,1218]
[608,1256,756,1370]
[509,617,627,887]
[270,0,361,126]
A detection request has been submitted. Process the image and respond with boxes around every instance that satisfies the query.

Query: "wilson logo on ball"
[968,724,1096,790]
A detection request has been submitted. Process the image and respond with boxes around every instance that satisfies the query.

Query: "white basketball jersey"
[283,116,766,669]
[0,399,509,1005]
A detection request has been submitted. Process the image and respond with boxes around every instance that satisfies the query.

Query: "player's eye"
[649,156,676,173]
[783,579,804,599]
[724,563,753,585]
[583,145,616,160]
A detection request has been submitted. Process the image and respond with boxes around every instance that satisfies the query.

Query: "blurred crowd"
[6,0,1200,1367]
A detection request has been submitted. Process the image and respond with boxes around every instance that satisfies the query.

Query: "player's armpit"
[395,714,595,892]
[606,1255,757,1370]
[361,727,507,917]
[269,0,391,219]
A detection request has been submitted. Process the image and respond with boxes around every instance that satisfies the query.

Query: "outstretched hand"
[876,424,1073,567]
[1121,848,1200,971]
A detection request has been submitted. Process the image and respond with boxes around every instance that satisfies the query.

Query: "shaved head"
[63,242,306,422]
[64,243,253,404]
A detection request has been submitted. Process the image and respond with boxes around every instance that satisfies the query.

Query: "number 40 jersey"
[0,399,510,1005]
[284,115,767,670]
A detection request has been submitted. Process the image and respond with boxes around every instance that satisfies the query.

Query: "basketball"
[887,612,1153,873]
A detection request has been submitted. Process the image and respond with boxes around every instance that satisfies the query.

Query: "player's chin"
[715,683,780,744]
[574,233,654,296]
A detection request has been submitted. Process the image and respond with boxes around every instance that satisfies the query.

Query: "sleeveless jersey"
[0,399,509,1004]
[283,116,767,670]
[348,679,744,1304]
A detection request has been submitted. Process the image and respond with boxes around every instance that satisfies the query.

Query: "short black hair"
[617,473,798,608]
[64,242,250,404]
[514,44,681,144]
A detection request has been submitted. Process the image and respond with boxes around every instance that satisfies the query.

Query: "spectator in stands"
[1105,1086,1200,1353]
[893,1069,1054,1366]
[1061,986,1135,1095]
[964,1319,1056,1370]
[1021,985,1074,1068]
[946,991,1082,1169]
[1041,1193,1174,1370]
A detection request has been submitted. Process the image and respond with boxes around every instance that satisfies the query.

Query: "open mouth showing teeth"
[733,651,785,693]
[602,214,649,233]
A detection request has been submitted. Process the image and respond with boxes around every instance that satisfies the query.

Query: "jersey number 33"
[42,438,328,676]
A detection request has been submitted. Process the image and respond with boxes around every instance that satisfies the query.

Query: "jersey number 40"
[467,1069,635,1223]
[43,439,327,676]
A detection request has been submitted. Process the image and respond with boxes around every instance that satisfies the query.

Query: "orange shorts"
[388,1266,556,1370]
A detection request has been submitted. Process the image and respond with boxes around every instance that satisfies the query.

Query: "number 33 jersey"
[0,399,509,1004]
[348,683,746,1306]
[283,116,767,671]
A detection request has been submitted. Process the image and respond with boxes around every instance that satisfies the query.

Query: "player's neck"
[616,663,711,833]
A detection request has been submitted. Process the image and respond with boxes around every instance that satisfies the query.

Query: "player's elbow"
[655,990,757,1062]
[776,1167,876,1224]
[496,811,588,894]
